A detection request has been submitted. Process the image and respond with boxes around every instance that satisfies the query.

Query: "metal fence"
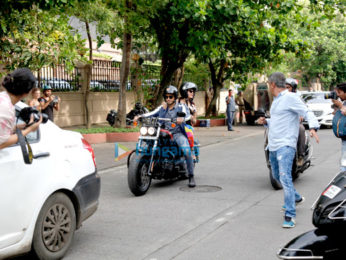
[39,60,162,92]
[39,64,80,91]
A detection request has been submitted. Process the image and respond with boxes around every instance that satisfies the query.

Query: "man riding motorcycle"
[134,85,196,187]
[285,78,306,166]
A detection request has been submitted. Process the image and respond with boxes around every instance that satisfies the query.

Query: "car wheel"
[33,192,76,260]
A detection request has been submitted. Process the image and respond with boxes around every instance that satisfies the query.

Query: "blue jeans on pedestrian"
[269,146,302,218]
[174,133,194,177]
[226,110,235,130]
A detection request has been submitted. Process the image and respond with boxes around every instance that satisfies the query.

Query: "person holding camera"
[39,85,60,122]
[257,72,319,228]
[0,68,42,150]
[331,82,346,171]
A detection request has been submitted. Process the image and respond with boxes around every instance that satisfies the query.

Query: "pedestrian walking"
[226,89,236,131]
[257,72,319,228]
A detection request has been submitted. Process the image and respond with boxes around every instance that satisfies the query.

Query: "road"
[65,127,340,260]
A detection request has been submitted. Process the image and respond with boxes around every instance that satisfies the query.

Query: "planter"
[195,118,226,127]
[82,132,139,144]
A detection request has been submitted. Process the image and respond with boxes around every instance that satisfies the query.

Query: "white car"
[300,91,334,127]
[0,102,100,259]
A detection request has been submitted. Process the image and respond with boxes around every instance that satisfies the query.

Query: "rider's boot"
[188,176,196,187]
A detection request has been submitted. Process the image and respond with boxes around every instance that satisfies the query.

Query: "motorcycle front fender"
[277,229,345,259]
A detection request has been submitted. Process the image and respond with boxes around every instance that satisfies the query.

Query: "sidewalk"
[92,125,264,171]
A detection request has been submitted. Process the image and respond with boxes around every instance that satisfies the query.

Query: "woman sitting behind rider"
[179,82,198,125]
[178,82,199,161]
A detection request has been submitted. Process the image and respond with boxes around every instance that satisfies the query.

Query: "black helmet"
[285,78,298,92]
[180,82,197,98]
[135,102,142,110]
[163,85,178,99]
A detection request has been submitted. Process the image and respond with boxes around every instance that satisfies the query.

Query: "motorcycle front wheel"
[128,154,152,196]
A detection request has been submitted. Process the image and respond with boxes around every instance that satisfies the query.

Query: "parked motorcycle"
[127,115,199,196]
[106,102,149,127]
[264,127,313,190]
[277,170,346,259]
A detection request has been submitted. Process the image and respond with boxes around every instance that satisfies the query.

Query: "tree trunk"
[116,28,132,127]
[205,60,225,117]
[173,65,184,90]
[84,21,93,129]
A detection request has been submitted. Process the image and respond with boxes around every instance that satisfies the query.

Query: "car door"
[0,121,52,249]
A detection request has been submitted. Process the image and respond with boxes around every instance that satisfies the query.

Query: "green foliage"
[1,6,87,74]
[184,58,210,91]
[73,126,139,134]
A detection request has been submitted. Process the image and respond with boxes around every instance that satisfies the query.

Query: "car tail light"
[82,138,96,168]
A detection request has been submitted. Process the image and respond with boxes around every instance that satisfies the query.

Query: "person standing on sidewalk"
[257,72,320,228]
[226,89,236,131]
[39,85,60,122]
[235,90,245,125]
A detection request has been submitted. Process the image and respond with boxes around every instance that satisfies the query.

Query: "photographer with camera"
[39,85,60,122]
[0,68,42,150]
[330,82,346,171]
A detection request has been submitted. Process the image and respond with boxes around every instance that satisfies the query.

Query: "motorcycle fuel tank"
[277,229,346,259]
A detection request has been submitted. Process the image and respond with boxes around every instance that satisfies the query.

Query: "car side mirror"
[16,128,33,164]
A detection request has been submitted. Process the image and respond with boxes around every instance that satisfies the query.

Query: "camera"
[324,91,337,100]
[19,107,49,125]
[52,96,59,105]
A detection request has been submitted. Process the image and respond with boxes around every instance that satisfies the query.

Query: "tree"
[290,14,345,88]
[71,0,116,128]
[0,6,86,78]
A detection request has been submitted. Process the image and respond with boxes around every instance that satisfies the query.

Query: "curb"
[83,132,140,144]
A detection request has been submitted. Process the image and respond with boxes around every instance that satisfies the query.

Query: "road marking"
[225,211,233,216]
[215,217,226,223]
[99,165,127,175]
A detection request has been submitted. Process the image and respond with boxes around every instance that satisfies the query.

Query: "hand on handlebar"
[255,117,266,125]
[176,117,184,125]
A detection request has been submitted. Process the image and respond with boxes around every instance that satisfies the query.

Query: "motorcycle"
[106,102,149,127]
[264,127,313,190]
[127,115,199,196]
[277,170,346,259]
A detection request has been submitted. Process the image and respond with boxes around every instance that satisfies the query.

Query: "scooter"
[264,127,313,190]
[277,170,346,259]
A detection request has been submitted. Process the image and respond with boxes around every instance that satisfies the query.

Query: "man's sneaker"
[297,157,304,167]
[282,216,296,228]
[281,197,305,212]
[296,196,305,205]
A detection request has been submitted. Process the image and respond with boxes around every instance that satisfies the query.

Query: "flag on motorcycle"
[183,124,194,149]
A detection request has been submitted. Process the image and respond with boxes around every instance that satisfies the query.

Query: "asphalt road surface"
[65,128,339,260]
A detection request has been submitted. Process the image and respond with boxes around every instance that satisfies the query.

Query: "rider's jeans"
[174,133,194,177]
[269,146,302,218]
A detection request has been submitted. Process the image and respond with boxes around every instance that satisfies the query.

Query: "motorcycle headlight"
[140,126,148,136]
[148,127,156,136]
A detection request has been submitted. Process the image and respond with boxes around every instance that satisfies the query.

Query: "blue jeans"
[226,110,235,130]
[269,146,302,218]
[174,133,194,177]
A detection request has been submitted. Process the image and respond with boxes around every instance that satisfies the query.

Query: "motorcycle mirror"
[16,128,33,164]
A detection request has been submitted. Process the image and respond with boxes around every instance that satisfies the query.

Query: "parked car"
[90,80,105,90]
[41,79,72,91]
[300,91,334,127]
[0,102,100,259]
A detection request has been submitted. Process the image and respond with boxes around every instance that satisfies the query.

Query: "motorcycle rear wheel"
[128,154,152,196]
[269,167,282,190]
